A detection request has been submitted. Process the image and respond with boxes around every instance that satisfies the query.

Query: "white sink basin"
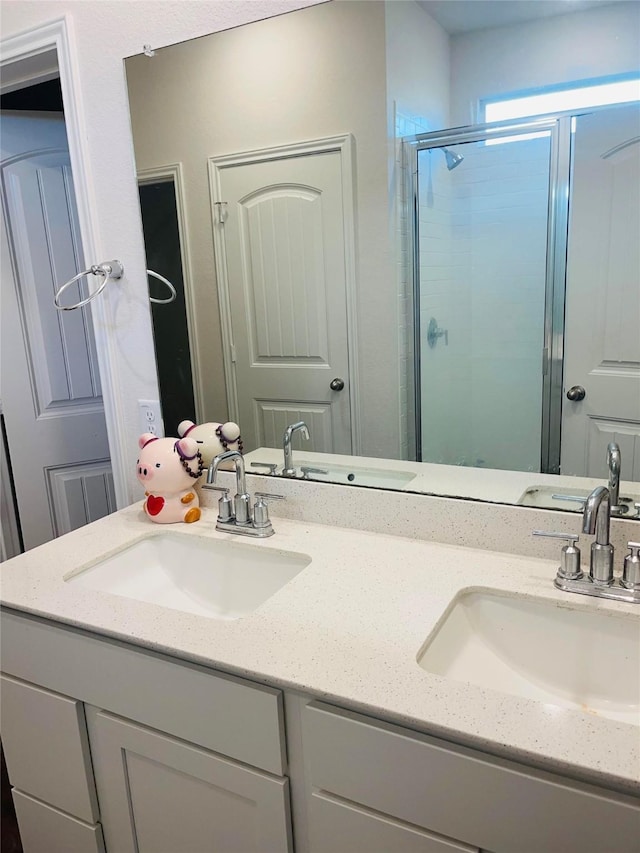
[296,460,416,489]
[417,590,640,725]
[66,533,311,620]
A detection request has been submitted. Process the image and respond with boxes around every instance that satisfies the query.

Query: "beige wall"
[126,1,410,458]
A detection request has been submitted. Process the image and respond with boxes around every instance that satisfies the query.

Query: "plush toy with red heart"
[136,433,204,524]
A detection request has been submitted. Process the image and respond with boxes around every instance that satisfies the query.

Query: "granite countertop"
[1,503,638,795]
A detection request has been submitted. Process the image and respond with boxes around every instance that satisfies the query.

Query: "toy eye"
[196,440,203,444]
[155,463,161,468]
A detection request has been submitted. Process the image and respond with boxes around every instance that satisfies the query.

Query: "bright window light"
[484,77,640,123]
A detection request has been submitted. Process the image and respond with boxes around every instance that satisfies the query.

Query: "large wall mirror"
[125,0,640,515]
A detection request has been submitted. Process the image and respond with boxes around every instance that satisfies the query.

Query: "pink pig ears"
[138,433,159,449]
[175,436,198,459]
[177,420,196,438]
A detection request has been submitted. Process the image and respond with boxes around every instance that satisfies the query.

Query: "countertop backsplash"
[205,472,637,563]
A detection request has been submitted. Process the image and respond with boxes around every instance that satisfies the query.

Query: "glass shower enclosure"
[405,116,570,474]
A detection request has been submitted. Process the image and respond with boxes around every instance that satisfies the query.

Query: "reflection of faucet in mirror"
[607,442,621,513]
[283,422,310,478]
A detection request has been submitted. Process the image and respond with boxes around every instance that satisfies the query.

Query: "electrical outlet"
[138,400,164,437]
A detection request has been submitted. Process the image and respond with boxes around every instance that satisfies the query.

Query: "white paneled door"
[210,141,355,454]
[1,112,113,551]
[561,104,640,478]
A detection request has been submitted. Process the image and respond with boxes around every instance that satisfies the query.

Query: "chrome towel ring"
[54,260,124,311]
[147,269,177,304]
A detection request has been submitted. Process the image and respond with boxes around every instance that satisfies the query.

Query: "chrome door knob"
[330,378,345,391]
[566,385,586,401]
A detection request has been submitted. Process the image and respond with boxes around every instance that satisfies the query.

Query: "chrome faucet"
[582,485,614,585]
[282,421,309,477]
[203,449,283,537]
[607,442,621,511]
[533,483,640,603]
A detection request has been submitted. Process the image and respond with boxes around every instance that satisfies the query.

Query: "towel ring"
[147,269,177,304]
[54,260,124,311]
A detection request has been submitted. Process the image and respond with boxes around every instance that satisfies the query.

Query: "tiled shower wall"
[419,135,550,471]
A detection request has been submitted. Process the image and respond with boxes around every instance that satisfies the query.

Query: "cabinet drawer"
[303,702,640,853]
[1,608,285,774]
[1,675,99,822]
[12,790,105,853]
[309,792,478,853]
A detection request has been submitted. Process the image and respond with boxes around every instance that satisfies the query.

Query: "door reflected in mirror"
[125,0,640,511]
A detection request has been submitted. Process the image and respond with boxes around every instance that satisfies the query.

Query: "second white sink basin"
[66,533,311,620]
[417,590,640,725]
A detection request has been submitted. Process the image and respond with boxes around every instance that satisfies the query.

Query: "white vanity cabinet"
[298,702,640,853]
[2,609,639,853]
[0,610,292,853]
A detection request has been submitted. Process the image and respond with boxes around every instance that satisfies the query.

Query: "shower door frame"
[404,115,571,473]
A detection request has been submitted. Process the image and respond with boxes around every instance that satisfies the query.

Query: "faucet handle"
[301,465,329,479]
[622,541,640,590]
[253,492,285,530]
[201,484,233,522]
[532,530,582,580]
[250,461,279,475]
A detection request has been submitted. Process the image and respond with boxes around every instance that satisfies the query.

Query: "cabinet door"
[86,708,292,853]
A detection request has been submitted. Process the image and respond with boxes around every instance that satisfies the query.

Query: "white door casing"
[209,136,359,455]
[561,104,640,478]
[1,112,113,550]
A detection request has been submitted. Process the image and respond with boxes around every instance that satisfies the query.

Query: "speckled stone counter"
[1,496,638,796]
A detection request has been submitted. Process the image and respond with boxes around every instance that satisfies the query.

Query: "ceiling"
[417,0,629,34]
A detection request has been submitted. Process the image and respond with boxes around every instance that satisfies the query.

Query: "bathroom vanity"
[1,483,639,853]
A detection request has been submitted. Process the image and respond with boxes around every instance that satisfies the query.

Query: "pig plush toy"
[177,420,242,469]
[136,433,204,524]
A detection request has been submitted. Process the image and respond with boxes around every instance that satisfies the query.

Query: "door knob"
[566,385,586,401]
[330,378,345,391]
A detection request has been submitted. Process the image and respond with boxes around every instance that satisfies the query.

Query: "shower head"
[443,147,464,171]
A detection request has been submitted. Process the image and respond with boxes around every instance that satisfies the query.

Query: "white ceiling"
[417,0,631,34]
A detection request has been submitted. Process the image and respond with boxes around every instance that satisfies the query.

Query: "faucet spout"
[582,485,610,544]
[208,449,247,497]
[607,442,621,509]
[282,421,309,477]
[582,485,614,585]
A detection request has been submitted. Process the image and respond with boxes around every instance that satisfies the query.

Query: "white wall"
[1,0,324,504]
[385,1,450,460]
[450,2,640,126]
[126,1,399,458]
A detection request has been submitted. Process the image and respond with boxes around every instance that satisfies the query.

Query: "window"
[482,75,640,124]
